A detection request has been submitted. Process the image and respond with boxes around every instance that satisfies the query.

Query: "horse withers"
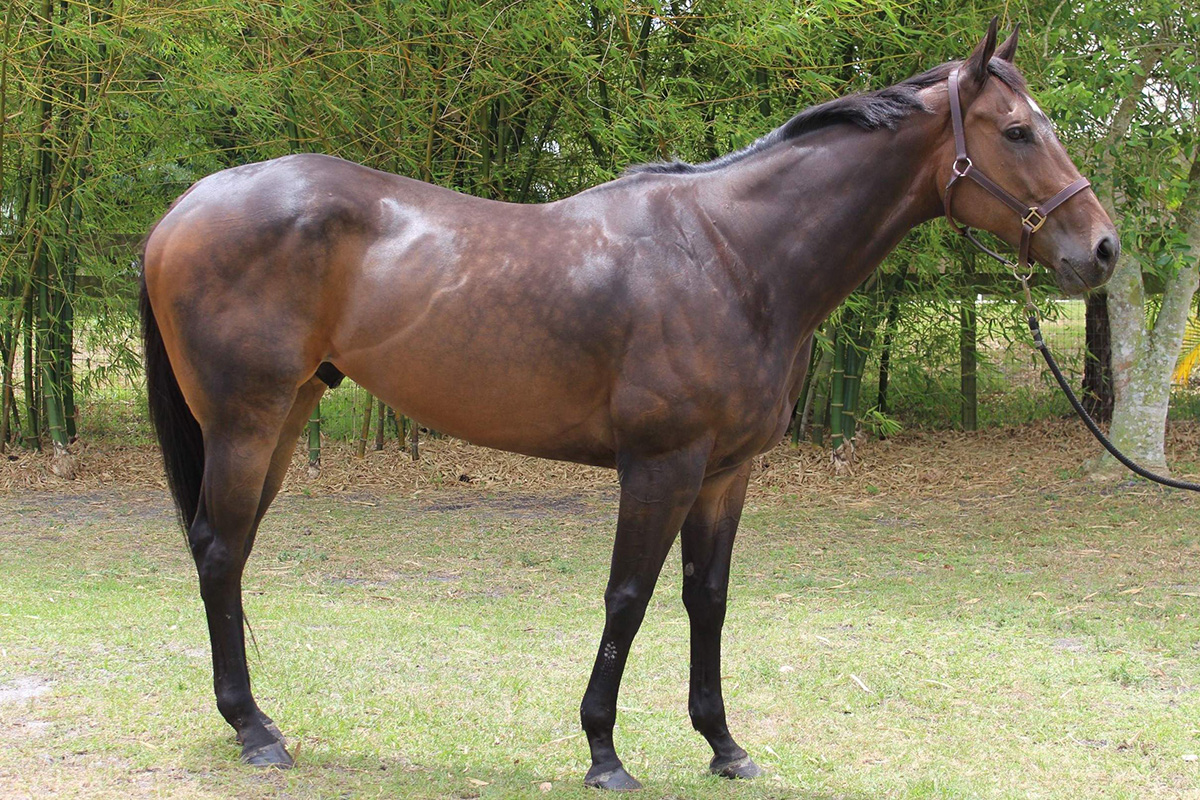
[140,21,1117,790]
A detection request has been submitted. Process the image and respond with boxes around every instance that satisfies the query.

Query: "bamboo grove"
[1,1,1195,464]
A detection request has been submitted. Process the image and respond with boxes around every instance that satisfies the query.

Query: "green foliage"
[1039,2,1198,284]
[1,1,1195,450]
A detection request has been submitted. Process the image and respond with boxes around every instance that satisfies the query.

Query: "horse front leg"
[580,444,709,791]
[680,462,762,779]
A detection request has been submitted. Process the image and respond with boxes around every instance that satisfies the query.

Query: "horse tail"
[140,258,205,532]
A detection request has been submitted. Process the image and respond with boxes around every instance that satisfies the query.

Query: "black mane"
[627,60,1028,175]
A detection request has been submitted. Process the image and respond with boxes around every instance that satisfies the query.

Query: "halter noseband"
[942,67,1091,280]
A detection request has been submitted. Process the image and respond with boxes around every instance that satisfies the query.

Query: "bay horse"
[141,22,1117,790]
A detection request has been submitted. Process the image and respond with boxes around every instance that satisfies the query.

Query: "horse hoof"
[242,740,294,768]
[710,753,763,780]
[584,764,642,791]
[263,721,286,745]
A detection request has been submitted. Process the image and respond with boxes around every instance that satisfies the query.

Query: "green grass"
[2,482,1199,799]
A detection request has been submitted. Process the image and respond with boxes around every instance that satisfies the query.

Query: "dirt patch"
[0,677,51,705]
[420,491,602,518]
[1,419,1198,507]
[0,491,173,528]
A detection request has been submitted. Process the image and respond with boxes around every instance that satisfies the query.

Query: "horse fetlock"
[579,698,617,738]
[215,686,260,725]
[687,702,728,737]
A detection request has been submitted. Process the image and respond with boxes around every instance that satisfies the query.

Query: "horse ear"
[995,23,1019,63]
[962,16,999,89]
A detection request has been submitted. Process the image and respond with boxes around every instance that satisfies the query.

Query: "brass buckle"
[1022,207,1046,233]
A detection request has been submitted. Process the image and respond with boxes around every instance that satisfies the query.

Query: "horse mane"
[626,59,1028,176]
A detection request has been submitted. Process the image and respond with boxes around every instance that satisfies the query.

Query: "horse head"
[938,19,1119,294]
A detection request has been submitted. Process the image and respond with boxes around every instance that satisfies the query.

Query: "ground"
[2,423,1199,799]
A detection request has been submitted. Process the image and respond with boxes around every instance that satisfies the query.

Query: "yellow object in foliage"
[1172,317,1200,386]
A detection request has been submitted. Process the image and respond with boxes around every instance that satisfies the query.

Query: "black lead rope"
[1020,280,1200,492]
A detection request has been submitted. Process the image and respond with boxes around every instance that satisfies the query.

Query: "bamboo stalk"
[22,279,37,449]
[809,343,833,446]
[307,402,321,475]
[356,389,373,458]
[0,321,10,452]
[479,101,493,196]
[842,342,861,445]
[960,282,978,432]
[793,339,821,443]
[877,294,901,417]
[32,0,68,457]
[0,0,13,220]
[516,104,561,203]
[387,406,400,440]
[373,397,385,451]
[829,332,845,452]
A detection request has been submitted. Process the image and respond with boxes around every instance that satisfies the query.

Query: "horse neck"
[699,117,945,336]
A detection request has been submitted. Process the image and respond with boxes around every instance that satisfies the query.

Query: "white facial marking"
[1024,93,1048,121]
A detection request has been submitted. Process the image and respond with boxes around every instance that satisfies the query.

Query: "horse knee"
[682,576,727,625]
[604,581,649,636]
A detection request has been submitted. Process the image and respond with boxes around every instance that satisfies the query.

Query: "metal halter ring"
[951,156,973,178]
[1011,260,1034,287]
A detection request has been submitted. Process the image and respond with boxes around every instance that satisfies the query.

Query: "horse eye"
[1005,127,1029,142]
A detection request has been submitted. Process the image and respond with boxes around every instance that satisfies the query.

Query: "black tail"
[141,270,205,531]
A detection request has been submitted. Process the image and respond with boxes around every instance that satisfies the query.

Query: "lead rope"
[1015,275,1200,492]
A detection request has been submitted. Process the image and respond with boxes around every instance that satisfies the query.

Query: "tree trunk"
[1103,152,1200,474]
[1082,291,1113,423]
[1089,39,1186,476]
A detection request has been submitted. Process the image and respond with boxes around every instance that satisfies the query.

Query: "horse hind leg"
[188,381,320,767]
[226,376,327,752]
[250,376,327,544]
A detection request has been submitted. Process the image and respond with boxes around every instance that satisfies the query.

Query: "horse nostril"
[1095,235,1119,268]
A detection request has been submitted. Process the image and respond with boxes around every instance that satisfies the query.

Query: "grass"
[2,478,1199,799]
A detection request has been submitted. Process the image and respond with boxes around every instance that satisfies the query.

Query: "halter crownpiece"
[942,67,1091,281]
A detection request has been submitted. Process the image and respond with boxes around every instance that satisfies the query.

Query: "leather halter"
[942,67,1091,279]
